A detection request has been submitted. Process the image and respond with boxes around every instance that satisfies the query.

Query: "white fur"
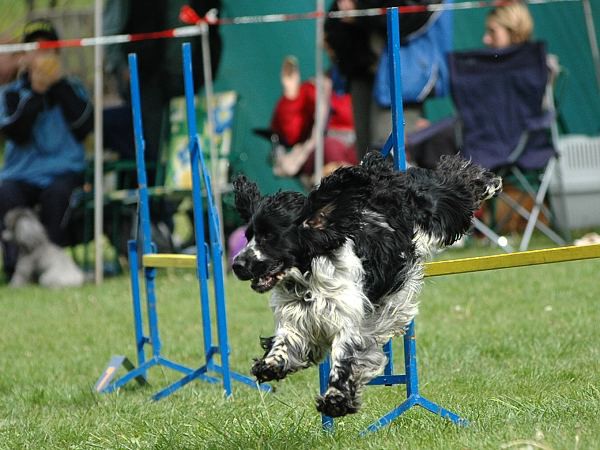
[265,239,421,384]
[413,226,445,258]
[243,237,266,262]
[270,240,368,345]
[5,209,84,288]
[362,210,395,232]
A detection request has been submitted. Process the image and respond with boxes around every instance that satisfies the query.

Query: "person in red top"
[271,72,315,148]
[270,56,358,185]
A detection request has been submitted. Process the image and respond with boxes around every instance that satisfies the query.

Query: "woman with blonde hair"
[483,2,534,49]
[483,2,559,78]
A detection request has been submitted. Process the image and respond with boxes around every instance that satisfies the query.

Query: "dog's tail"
[406,155,503,250]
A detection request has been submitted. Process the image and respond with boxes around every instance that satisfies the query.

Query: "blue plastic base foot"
[97,355,271,400]
[94,355,148,393]
[361,394,468,435]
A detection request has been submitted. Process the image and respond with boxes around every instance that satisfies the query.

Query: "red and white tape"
[0,0,582,54]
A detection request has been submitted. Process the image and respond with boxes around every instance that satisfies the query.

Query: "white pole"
[93,0,104,283]
[314,0,325,184]
[200,22,226,271]
[200,23,217,192]
[582,0,600,94]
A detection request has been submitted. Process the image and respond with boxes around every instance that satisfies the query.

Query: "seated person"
[270,56,358,185]
[478,1,555,235]
[0,19,93,280]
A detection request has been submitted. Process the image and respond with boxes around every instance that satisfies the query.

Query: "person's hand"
[281,56,300,99]
[29,53,62,93]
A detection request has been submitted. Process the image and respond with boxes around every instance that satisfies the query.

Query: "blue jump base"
[318,8,467,434]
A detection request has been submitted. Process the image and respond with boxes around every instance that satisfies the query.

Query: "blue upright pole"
[381,1,405,380]
[386,7,407,172]
[129,53,162,358]
[203,164,233,395]
[182,42,233,396]
[94,53,172,395]
[319,357,334,431]
[182,44,215,364]
[127,239,147,377]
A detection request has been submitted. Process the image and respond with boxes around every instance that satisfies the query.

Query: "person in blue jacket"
[0,19,93,280]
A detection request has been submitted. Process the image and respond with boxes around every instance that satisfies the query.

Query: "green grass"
[1,241,599,449]
[0,1,93,39]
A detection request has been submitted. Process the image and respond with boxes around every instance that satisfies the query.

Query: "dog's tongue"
[251,275,275,293]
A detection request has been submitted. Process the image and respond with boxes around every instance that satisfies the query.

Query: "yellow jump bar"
[143,253,197,269]
[425,243,600,277]
[142,243,600,277]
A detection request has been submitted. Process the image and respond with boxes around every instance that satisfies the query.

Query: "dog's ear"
[233,174,261,222]
[302,203,335,230]
[302,165,371,232]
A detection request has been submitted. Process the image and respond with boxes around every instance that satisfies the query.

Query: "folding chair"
[449,41,567,251]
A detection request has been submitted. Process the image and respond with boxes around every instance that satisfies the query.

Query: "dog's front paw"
[251,356,288,383]
[316,387,360,417]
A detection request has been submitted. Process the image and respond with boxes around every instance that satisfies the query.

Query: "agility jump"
[95,43,269,400]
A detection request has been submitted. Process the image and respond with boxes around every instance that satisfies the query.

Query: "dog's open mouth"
[251,269,285,293]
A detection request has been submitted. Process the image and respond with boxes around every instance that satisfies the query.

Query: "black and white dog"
[232,152,501,417]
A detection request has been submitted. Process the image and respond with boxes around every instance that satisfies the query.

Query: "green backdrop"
[214,1,600,193]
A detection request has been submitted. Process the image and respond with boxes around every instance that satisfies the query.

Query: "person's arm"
[48,78,93,141]
[0,83,44,144]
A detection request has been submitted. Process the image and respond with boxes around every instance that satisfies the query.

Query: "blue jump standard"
[318,8,467,434]
[95,43,269,399]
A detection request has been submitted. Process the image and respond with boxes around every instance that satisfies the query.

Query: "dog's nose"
[232,258,253,280]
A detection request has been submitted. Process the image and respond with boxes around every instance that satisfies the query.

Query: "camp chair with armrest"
[449,41,568,251]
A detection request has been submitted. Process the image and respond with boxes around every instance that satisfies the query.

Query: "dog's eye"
[258,231,275,243]
[261,233,273,241]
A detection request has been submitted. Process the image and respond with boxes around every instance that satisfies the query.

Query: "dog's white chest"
[269,241,368,343]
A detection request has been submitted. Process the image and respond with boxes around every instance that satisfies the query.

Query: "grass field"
[0,241,599,449]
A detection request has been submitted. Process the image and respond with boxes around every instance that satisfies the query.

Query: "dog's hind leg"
[316,332,386,417]
[251,326,322,383]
